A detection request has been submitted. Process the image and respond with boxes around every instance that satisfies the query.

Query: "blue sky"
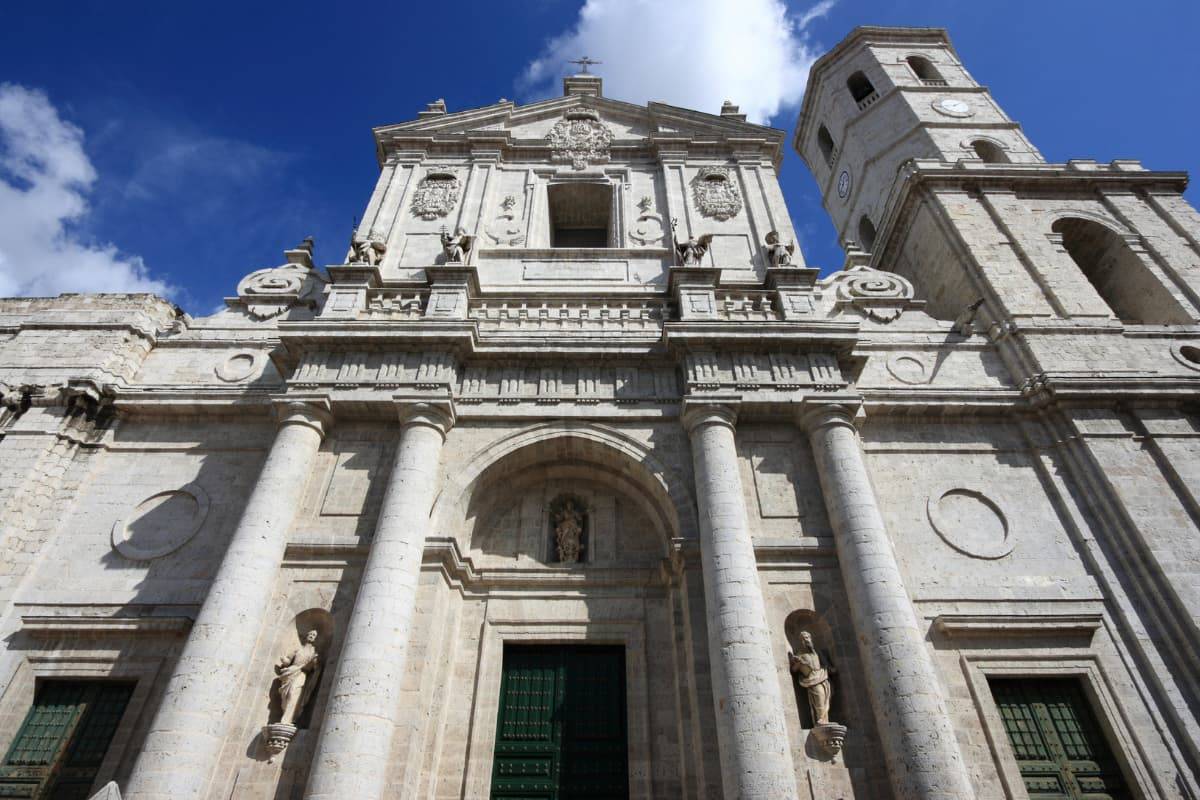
[1,0,1197,315]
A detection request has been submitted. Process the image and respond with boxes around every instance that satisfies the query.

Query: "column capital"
[681,401,738,435]
[797,401,860,434]
[395,399,455,438]
[273,397,333,439]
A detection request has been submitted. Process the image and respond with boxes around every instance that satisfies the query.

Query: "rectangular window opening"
[0,679,135,800]
[548,183,613,249]
[988,677,1132,800]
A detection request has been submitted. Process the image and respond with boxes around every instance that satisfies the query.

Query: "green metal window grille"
[989,678,1132,800]
[0,681,134,800]
[491,645,628,800]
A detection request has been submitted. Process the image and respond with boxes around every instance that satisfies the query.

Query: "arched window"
[846,71,878,108]
[1052,217,1191,324]
[857,215,877,252]
[906,56,944,85]
[817,124,836,167]
[970,140,1008,164]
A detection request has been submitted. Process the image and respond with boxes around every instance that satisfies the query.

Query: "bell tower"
[794,27,1042,254]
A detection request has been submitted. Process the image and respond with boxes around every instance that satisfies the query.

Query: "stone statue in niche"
[789,630,847,758]
[440,226,473,263]
[674,229,713,267]
[344,232,386,266]
[764,230,796,268]
[551,497,586,563]
[264,628,324,762]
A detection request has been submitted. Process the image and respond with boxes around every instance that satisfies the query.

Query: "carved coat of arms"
[411,167,461,220]
[547,109,613,170]
[692,166,743,221]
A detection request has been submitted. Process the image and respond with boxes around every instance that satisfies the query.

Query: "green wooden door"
[990,679,1131,800]
[0,681,133,800]
[491,645,628,800]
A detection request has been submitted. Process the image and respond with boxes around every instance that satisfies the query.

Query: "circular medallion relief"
[926,484,1013,559]
[885,354,932,385]
[111,483,211,561]
[837,170,852,200]
[1170,343,1200,372]
[932,97,973,118]
[215,351,262,382]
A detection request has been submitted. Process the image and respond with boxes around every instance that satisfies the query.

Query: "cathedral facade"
[1,25,1199,800]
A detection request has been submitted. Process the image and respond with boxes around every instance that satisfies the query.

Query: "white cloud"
[520,0,835,125]
[0,84,171,298]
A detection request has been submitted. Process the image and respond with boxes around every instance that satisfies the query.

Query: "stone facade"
[0,25,1199,800]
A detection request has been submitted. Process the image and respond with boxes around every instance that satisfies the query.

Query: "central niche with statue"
[549,494,588,564]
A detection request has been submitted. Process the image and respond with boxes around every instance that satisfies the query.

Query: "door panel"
[491,646,628,800]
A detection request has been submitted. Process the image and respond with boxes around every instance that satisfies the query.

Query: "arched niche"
[267,607,334,729]
[432,423,696,559]
[784,609,843,730]
[1051,216,1192,324]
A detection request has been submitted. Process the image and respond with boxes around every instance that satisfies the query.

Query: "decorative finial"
[569,56,602,74]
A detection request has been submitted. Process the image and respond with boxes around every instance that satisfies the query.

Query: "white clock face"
[837,170,851,199]
[933,97,972,117]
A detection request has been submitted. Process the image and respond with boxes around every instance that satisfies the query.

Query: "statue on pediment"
[345,233,386,266]
[440,226,473,263]
[675,232,713,267]
[764,230,796,268]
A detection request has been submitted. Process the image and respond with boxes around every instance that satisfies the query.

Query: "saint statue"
[275,629,322,726]
[554,500,584,563]
[440,226,473,263]
[345,233,386,266]
[789,631,834,726]
[764,230,796,268]
[675,232,713,267]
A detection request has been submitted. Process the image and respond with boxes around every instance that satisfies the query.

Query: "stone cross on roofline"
[569,56,602,74]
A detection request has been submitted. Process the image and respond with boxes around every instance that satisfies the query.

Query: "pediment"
[375,95,781,145]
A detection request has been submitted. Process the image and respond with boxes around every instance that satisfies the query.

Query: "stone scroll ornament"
[829,264,916,323]
[411,166,461,220]
[692,166,743,221]
[789,631,847,758]
[547,108,613,170]
[235,237,325,320]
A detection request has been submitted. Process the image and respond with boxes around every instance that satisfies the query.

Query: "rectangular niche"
[320,447,384,516]
[751,445,803,519]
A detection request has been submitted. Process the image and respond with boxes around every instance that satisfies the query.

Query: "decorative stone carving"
[214,351,263,383]
[827,264,917,323]
[344,232,387,266]
[547,108,613,170]
[410,166,461,220]
[926,485,1014,559]
[484,195,525,245]
[264,627,324,762]
[885,354,932,385]
[550,496,586,563]
[692,166,742,221]
[629,196,665,246]
[790,631,847,758]
[234,237,325,320]
[111,483,211,561]
[675,232,713,266]
[764,230,796,268]
[440,226,474,263]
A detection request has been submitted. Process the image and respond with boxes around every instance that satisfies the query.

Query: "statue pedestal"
[263,722,298,763]
[810,722,848,759]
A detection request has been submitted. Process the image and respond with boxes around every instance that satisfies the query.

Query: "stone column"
[683,404,798,800]
[124,400,331,800]
[303,402,452,800]
[801,404,974,800]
